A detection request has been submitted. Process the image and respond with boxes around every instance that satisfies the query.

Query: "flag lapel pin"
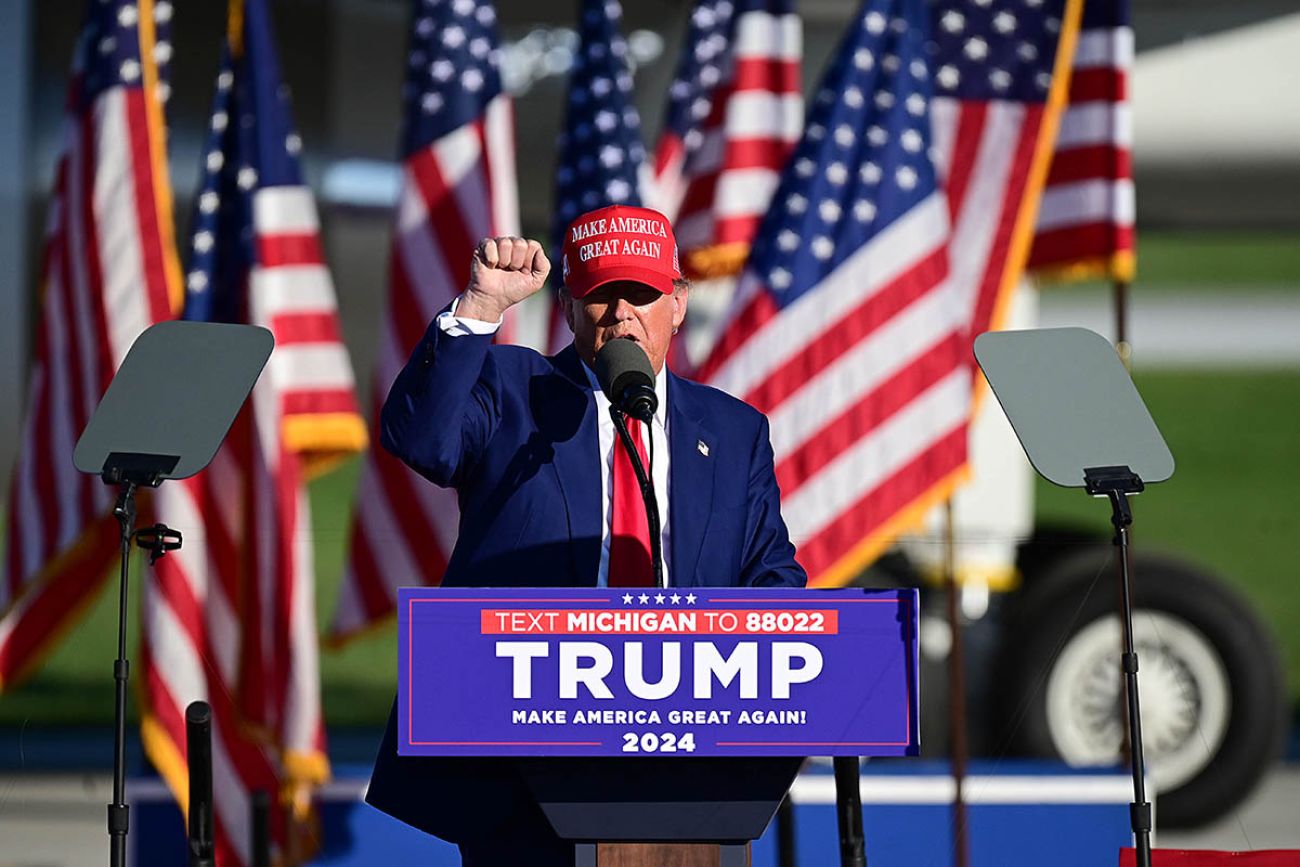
[697,440,709,457]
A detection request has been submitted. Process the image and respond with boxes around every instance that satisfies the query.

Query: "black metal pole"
[942,502,970,867]
[833,757,867,867]
[108,481,138,867]
[186,701,216,867]
[251,790,272,867]
[1109,491,1153,867]
[776,792,797,867]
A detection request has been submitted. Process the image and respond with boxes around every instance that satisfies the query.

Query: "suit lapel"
[668,374,716,587]
[548,345,602,586]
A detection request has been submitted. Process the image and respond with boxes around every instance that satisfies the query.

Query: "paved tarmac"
[1,765,1297,866]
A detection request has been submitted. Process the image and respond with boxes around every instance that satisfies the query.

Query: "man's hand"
[458,237,551,323]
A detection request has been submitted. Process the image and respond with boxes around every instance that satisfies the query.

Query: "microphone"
[595,339,657,423]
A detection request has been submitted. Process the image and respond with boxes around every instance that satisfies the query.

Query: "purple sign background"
[398,587,918,757]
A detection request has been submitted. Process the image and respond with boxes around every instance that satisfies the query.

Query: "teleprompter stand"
[73,321,273,866]
[974,327,1175,867]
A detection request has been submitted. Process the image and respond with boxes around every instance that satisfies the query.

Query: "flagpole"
[1112,277,1135,771]
[943,499,970,867]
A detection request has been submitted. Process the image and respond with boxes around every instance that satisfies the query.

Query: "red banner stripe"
[257,232,324,268]
[1044,146,1132,186]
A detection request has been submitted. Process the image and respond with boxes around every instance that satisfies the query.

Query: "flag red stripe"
[797,425,967,580]
[741,247,948,415]
[0,519,116,683]
[943,102,988,219]
[281,388,361,418]
[774,332,967,492]
[257,233,325,268]
[268,311,342,346]
[1067,67,1126,105]
[728,57,802,94]
[1043,145,1131,186]
[710,214,764,246]
[1027,222,1135,267]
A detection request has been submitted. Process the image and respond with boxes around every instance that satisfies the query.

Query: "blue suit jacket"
[366,317,806,843]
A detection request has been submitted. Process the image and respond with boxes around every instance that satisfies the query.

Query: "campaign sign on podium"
[398,587,918,757]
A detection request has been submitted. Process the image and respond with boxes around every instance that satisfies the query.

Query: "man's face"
[562,279,688,375]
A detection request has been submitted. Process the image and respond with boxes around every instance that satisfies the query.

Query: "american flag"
[654,0,802,279]
[546,0,652,352]
[697,0,971,585]
[1027,0,1134,281]
[0,0,181,688]
[329,0,518,641]
[139,1,365,863]
[928,0,1083,346]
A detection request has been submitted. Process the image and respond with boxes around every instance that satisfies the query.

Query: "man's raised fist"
[458,236,551,323]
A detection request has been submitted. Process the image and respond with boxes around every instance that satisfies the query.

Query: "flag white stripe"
[767,285,960,458]
[709,193,948,399]
[13,368,45,586]
[947,103,1023,321]
[92,90,150,371]
[43,267,81,550]
[1073,28,1134,71]
[713,168,782,217]
[1036,179,1135,231]
[62,125,102,434]
[265,344,356,392]
[431,123,484,190]
[928,97,961,185]
[733,12,801,62]
[783,369,970,542]
[721,92,804,139]
[356,470,423,602]
[396,183,459,324]
[253,186,320,235]
[249,266,340,318]
[284,486,321,755]
[1056,103,1132,149]
[484,96,520,235]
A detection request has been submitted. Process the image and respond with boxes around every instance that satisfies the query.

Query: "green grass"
[1035,369,1300,697]
[1043,230,1300,294]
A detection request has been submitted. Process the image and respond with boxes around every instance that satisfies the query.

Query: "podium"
[379,586,921,863]
[523,756,803,866]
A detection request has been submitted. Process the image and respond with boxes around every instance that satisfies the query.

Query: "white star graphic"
[941,10,964,33]
[623,593,634,605]
[655,593,666,604]
[811,236,834,260]
[670,593,682,604]
[965,37,989,62]
[685,593,697,605]
[638,593,650,604]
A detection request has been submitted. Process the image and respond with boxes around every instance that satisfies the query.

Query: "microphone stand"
[609,405,664,589]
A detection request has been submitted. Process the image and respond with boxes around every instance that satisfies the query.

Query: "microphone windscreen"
[595,339,654,403]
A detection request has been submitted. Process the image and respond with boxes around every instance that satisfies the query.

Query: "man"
[366,205,806,865]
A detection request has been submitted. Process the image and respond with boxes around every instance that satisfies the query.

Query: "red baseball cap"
[560,205,682,299]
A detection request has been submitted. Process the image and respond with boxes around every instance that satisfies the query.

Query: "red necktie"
[609,415,654,587]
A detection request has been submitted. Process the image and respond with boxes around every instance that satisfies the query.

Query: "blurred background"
[0,0,1297,863]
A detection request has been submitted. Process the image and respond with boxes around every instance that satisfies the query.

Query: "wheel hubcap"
[1044,611,1231,795]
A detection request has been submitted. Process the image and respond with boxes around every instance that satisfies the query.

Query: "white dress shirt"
[437,299,673,586]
